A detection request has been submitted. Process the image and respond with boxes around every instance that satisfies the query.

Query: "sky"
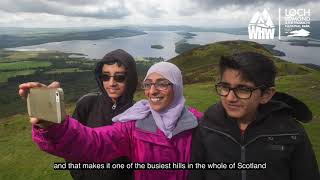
[0,0,319,28]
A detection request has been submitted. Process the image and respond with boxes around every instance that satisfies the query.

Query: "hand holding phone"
[19,82,65,128]
[27,88,66,124]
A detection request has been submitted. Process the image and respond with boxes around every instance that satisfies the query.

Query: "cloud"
[179,0,320,16]
[0,0,318,28]
[125,0,167,18]
[190,0,319,10]
[46,0,103,6]
[0,0,130,19]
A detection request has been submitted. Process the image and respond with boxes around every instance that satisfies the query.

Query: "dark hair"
[219,52,276,89]
[104,59,124,67]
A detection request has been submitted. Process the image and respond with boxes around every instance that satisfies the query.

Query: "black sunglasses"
[100,74,126,83]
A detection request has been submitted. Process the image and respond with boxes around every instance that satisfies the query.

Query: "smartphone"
[27,88,66,123]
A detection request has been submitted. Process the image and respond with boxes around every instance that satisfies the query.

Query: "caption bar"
[54,162,267,170]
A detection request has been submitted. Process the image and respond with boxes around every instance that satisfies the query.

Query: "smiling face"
[101,63,127,103]
[144,73,174,112]
[220,68,274,123]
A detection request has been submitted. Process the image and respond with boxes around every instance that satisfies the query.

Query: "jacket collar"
[135,107,198,137]
[201,100,300,142]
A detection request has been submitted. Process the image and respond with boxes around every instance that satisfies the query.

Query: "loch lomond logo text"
[284,8,311,37]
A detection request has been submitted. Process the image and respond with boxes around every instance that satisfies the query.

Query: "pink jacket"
[32,107,202,180]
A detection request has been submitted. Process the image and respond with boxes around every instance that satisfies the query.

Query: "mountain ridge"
[169,40,313,83]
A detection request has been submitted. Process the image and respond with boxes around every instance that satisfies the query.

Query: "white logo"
[283,8,311,37]
[288,29,310,37]
[248,9,275,39]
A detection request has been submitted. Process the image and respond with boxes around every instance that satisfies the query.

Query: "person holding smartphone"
[19,62,202,180]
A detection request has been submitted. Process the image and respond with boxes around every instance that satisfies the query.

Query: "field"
[0,70,36,83]
[0,61,51,71]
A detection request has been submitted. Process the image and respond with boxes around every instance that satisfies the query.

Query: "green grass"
[0,61,51,71]
[0,70,36,83]
[0,51,40,62]
[0,105,75,180]
[184,82,219,111]
[44,68,89,74]
[0,116,71,180]
[276,72,320,157]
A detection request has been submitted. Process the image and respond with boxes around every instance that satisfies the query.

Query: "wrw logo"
[248,9,275,39]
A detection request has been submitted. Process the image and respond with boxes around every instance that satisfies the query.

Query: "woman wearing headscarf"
[19,62,203,180]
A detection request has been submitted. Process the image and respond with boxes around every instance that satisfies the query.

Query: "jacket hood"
[94,49,138,106]
[271,92,312,123]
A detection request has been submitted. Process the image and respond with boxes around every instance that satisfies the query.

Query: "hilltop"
[170,40,313,83]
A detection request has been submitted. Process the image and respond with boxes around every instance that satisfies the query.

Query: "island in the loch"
[176,32,197,39]
[150,45,164,49]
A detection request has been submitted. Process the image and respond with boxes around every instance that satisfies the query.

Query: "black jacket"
[70,49,138,180]
[189,97,319,180]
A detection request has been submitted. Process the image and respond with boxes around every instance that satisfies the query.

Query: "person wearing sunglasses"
[189,52,319,180]
[70,49,137,180]
[19,62,202,180]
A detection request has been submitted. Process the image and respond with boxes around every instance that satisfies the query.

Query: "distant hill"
[309,21,320,39]
[169,40,313,83]
[301,63,320,71]
[0,29,146,49]
[175,39,201,54]
[129,21,320,39]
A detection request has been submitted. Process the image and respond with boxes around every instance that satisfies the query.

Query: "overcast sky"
[0,0,319,28]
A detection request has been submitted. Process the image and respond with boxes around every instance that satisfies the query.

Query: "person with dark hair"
[189,52,319,180]
[73,49,137,127]
[70,49,137,180]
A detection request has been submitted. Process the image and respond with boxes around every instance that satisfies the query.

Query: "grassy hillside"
[170,40,313,83]
[0,40,319,179]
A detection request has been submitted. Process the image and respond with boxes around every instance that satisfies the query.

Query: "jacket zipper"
[202,126,299,180]
[240,133,246,180]
[112,102,117,110]
[111,102,117,118]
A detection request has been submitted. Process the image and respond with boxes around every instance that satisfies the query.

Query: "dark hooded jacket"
[70,49,137,180]
[72,49,138,127]
[189,93,319,180]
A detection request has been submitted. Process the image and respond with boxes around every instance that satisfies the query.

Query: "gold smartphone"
[27,88,66,123]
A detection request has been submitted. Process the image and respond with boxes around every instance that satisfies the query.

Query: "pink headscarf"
[112,62,185,138]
